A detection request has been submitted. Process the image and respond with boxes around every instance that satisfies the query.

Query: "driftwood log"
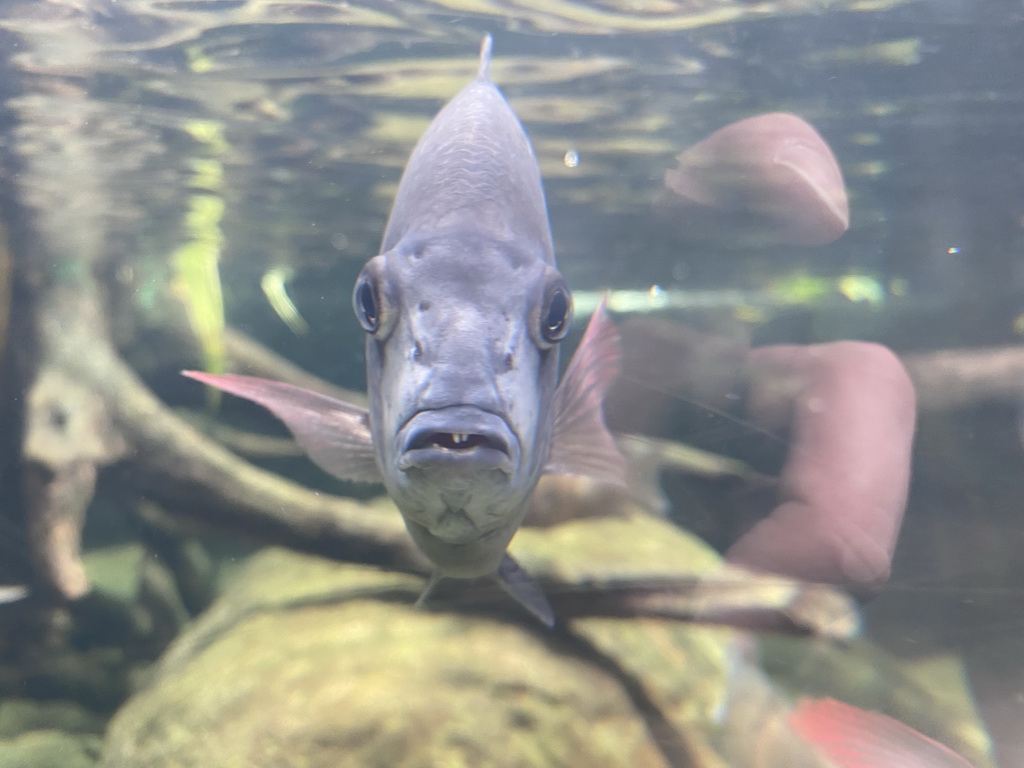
[18,270,424,599]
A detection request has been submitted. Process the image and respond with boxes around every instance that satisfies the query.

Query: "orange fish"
[789,698,977,768]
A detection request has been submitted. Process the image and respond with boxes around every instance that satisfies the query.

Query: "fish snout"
[398,407,517,474]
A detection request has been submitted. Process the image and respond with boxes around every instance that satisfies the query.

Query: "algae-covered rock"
[100,552,669,768]
[98,512,985,768]
[0,699,105,739]
[100,514,770,768]
[0,729,102,768]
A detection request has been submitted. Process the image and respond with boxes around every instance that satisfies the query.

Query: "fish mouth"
[398,407,516,474]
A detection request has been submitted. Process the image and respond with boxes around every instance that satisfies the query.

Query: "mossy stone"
[0,699,105,738]
[0,730,101,768]
[100,514,742,768]
[97,513,882,768]
[101,566,668,767]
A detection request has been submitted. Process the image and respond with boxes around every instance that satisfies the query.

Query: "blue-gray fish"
[186,36,623,626]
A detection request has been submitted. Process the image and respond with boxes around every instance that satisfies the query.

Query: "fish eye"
[541,285,572,343]
[353,275,379,333]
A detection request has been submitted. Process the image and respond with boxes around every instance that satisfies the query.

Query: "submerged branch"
[31,275,424,579]
[903,345,1024,412]
[224,327,367,407]
[425,571,859,639]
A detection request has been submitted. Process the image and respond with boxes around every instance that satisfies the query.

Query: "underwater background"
[0,0,1020,766]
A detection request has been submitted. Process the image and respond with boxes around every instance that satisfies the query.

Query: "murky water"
[0,1,1021,766]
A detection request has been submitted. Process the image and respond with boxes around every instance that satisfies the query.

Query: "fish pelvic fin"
[183,371,382,483]
[497,554,554,628]
[544,295,626,485]
[477,34,493,81]
[415,572,445,609]
[416,562,555,629]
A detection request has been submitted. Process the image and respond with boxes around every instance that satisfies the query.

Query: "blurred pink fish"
[789,698,978,768]
[662,112,849,247]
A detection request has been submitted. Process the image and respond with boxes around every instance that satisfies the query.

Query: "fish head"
[354,228,572,573]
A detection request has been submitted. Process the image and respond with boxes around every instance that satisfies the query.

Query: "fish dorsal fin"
[544,296,626,485]
[497,554,554,627]
[477,34,493,81]
[183,372,382,483]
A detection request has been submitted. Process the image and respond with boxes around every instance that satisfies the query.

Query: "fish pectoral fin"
[545,296,626,486]
[182,371,383,483]
[496,554,555,628]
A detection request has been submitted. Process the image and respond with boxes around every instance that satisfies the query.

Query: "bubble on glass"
[888,278,908,296]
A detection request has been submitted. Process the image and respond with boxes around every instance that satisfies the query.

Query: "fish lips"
[397,406,518,475]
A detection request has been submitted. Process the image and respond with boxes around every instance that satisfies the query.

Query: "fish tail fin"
[478,34,493,81]
[789,698,977,768]
[497,554,554,627]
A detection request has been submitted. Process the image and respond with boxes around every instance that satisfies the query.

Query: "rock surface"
[100,515,769,767]
[98,513,989,768]
[0,730,101,768]
[100,559,671,767]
